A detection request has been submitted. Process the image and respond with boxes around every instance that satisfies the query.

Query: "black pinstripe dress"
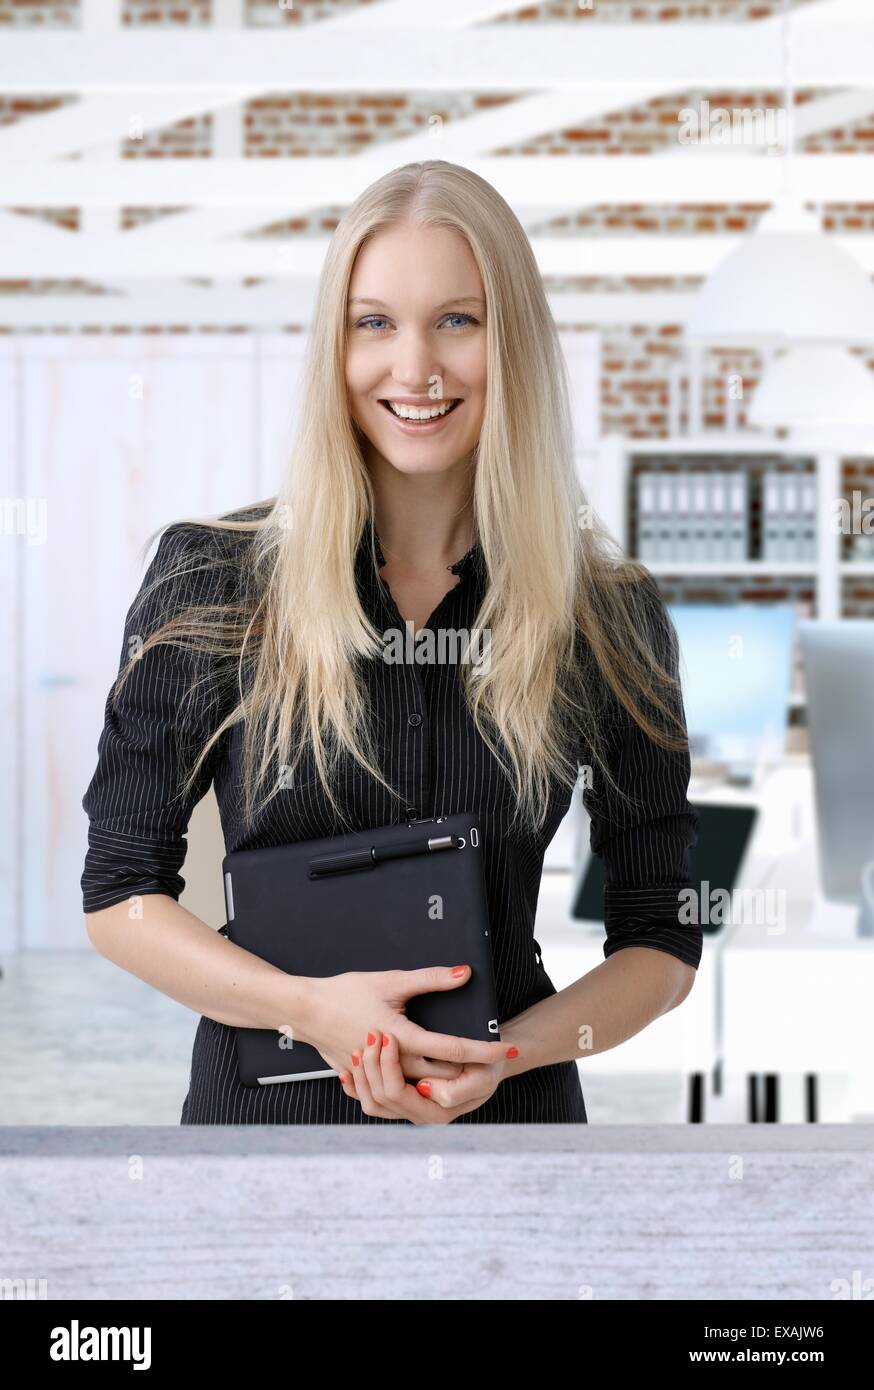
[81,513,701,1124]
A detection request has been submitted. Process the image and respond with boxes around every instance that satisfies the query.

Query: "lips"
[378,399,462,421]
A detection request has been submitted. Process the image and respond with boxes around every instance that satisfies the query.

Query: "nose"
[388,329,442,393]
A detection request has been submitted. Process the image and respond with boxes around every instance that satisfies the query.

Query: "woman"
[81,160,701,1125]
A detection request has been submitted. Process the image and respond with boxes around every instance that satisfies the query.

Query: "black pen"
[308,834,457,877]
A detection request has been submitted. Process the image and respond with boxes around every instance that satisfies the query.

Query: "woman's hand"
[337,1029,517,1123]
[295,964,512,1084]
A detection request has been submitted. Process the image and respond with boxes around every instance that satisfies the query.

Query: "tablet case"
[222,811,499,1085]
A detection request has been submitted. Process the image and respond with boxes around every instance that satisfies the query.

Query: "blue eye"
[442,313,479,329]
[354,312,480,333]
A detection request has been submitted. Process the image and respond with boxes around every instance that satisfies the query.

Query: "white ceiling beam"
[211,5,245,296]
[2,82,869,171]
[79,1,121,244]
[0,290,698,330]
[0,209,87,259]
[329,0,539,26]
[1,24,873,91]
[1,154,871,210]
[793,86,874,137]
[79,0,120,29]
[110,88,677,252]
[0,0,537,162]
[3,228,874,278]
[792,0,874,22]
[0,91,259,163]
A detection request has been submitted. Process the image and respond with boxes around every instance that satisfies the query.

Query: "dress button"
[408,712,423,728]
[405,806,418,819]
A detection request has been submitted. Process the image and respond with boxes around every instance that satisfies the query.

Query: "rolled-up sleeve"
[80,523,233,914]
[581,576,702,971]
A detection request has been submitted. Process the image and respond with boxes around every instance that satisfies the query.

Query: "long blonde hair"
[113,160,689,837]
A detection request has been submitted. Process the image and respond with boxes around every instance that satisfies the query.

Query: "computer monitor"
[667,602,795,782]
[800,620,874,936]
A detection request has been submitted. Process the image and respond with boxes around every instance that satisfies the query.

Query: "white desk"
[535,756,874,1121]
[534,874,719,1081]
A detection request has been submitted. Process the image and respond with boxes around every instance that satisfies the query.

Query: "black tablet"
[222,811,499,1085]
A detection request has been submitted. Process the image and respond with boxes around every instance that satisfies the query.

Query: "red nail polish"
[451,965,468,977]
[338,1073,348,1084]
[367,1031,376,1046]
[506,1046,519,1059]
[351,1051,360,1066]
[382,1034,390,1047]
[417,1081,432,1098]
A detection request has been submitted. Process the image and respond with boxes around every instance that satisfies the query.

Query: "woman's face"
[345,221,487,477]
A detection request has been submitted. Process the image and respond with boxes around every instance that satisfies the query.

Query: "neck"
[367,451,476,574]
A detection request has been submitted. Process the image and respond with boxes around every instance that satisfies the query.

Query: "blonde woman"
[82,160,701,1125]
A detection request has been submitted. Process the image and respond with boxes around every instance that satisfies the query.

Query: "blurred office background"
[1,0,873,1123]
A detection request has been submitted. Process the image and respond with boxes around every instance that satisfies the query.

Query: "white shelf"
[618,432,874,459]
[595,434,852,622]
[617,433,817,456]
[840,561,874,575]
[644,561,817,576]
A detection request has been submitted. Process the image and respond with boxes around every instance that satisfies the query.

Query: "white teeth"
[384,400,457,421]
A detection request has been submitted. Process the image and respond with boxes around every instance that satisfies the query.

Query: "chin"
[379,449,462,476]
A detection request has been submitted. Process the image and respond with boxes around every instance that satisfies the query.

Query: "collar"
[356,519,484,585]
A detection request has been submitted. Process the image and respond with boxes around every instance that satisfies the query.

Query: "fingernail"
[506,1046,519,1059]
[417,1081,432,1098]
[338,1073,349,1084]
[382,1034,390,1047]
[366,1031,376,1046]
[351,1051,360,1066]
[451,965,468,977]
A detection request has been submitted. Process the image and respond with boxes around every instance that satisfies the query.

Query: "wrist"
[275,971,322,1049]
[499,1013,537,1078]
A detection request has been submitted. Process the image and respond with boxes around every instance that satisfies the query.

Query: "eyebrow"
[348,296,486,312]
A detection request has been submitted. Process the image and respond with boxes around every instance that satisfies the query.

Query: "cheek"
[344,345,377,398]
[455,347,487,403]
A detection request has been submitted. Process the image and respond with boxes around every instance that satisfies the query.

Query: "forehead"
[348,223,484,304]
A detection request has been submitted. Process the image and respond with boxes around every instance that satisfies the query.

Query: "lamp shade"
[748,345,874,428]
[686,197,874,345]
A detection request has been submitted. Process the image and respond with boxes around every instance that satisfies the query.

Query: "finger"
[337,1067,359,1103]
[360,1028,391,1109]
[395,1020,515,1068]
[389,963,476,1003]
[398,1052,463,1082]
[349,1039,397,1119]
[377,1034,457,1124]
[416,1062,495,1110]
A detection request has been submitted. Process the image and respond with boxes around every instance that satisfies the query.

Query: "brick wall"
[2,0,873,607]
[495,0,818,22]
[0,0,830,31]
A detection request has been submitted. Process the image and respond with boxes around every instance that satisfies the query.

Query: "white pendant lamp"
[686,0,874,347]
[685,196,874,346]
[748,345,874,429]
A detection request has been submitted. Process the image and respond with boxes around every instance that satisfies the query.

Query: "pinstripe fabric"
[81,514,701,1125]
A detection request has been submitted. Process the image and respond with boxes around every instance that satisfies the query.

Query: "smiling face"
[345,221,487,478]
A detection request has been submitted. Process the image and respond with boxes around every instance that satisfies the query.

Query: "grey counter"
[2,1125,873,1300]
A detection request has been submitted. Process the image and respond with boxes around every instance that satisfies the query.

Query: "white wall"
[1,332,309,949]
